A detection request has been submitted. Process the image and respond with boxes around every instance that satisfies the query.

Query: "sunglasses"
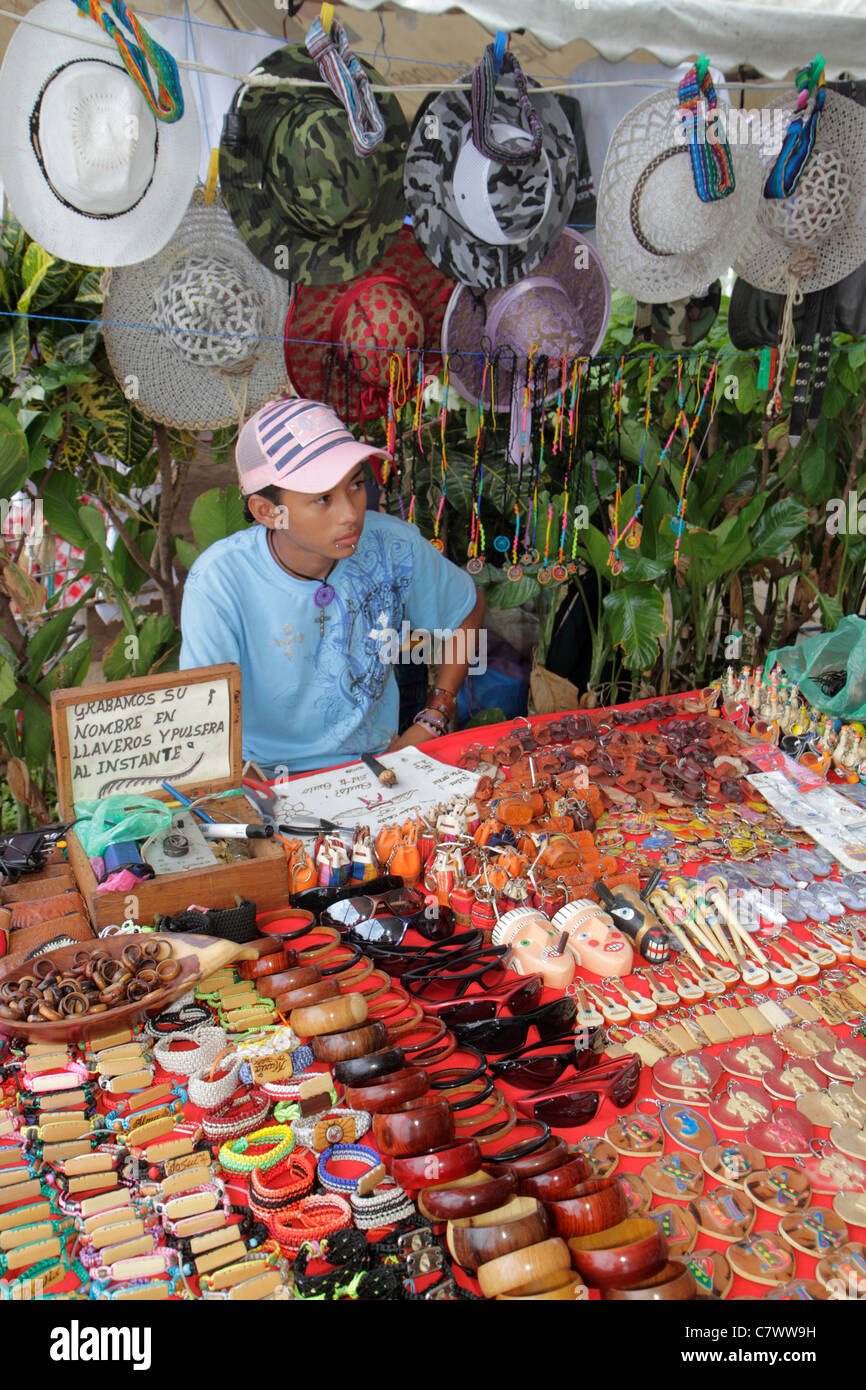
[515,1054,641,1127]
[403,947,509,1002]
[431,974,544,1026]
[357,930,484,977]
[323,887,452,941]
[488,1026,606,1090]
[453,996,577,1055]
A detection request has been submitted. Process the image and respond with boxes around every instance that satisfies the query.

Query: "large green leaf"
[103,614,177,680]
[484,575,540,610]
[20,693,54,766]
[0,317,31,379]
[798,442,828,503]
[39,639,93,694]
[26,609,75,679]
[0,405,29,496]
[816,593,843,632]
[602,584,667,672]
[74,269,104,305]
[16,244,56,314]
[41,472,90,548]
[174,538,200,573]
[750,498,809,559]
[77,503,109,555]
[110,521,157,597]
[0,656,16,708]
[71,378,150,466]
[189,487,247,553]
[576,524,612,577]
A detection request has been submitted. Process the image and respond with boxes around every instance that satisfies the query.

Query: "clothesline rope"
[0,6,804,95]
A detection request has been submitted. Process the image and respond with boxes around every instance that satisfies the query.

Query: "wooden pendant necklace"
[267,530,338,639]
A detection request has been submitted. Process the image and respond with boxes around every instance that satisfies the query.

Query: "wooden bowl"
[0,933,257,1044]
[568,1216,667,1290]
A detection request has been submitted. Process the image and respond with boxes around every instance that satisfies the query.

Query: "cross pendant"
[317,606,331,638]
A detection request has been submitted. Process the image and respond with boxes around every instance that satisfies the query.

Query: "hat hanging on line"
[283,226,456,428]
[219,44,409,287]
[596,83,763,303]
[404,45,578,292]
[0,0,200,267]
[102,188,291,431]
[733,88,866,296]
[441,229,611,410]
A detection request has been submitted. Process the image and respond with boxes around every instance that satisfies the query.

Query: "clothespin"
[203,148,219,204]
[320,3,334,34]
[492,30,508,83]
[695,53,709,83]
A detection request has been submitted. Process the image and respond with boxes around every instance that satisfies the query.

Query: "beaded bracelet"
[201,1088,272,1144]
[218,1124,294,1175]
[291,1107,371,1152]
[271,1194,352,1254]
[317,1143,381,1194]
[349,1180,415,1230]
[153,1027,227,1078]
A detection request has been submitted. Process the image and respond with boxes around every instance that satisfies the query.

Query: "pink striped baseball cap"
[236,398,391,495]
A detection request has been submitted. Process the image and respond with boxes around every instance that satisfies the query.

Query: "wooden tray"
[0,934,257,1043]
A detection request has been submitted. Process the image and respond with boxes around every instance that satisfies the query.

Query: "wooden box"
[50,664,289,931]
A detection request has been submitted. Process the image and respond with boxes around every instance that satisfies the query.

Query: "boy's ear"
[247,495,288,528]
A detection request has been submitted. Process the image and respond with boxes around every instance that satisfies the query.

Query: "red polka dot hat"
[284,225,456,427]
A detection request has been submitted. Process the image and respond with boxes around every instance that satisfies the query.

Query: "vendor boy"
[179,398,484,774]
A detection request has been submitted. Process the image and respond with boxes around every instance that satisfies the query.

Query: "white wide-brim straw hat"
[596,89,763,303]
[0,0,200,267]
[102,189,290,431]
[733,89,866,296]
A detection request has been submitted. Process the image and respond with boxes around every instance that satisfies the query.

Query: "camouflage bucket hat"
[404,76,578,291]
[633,281,722,351]
[219,45,409,286]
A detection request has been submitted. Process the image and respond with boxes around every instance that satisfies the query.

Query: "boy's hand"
[387,724,437,753]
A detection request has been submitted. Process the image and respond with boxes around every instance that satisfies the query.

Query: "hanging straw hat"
[733,88,866,296]
[218,43,408,287]
[283,227,456,427]
[441,230,611,409]
[596,88,763,303]
[404,48,578,292]
[102,189,290,431]
[0,0,200,267]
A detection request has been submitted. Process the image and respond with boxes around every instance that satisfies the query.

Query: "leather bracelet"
[201,1088,272,1143]
[344,1068,430,1114]
[425,1047,488,1091]
[238,948,298,981]
[388,1015,447,1054]
[332,1046,406,1086]
[311,1021,387,1064]
[545,1177,628,1238]
[271,1194,352,1253]
[255,965,322,1000]
[380,999,425,1038]
[477,1236,571,1298]
[391,1139,482,1190]
[445,1195,550,1273]
[290,992,368,1037]
[481,1127,560,1173]
[372,1095,455,1158]
[419,1170,518,1222]
[274,980,337,1012]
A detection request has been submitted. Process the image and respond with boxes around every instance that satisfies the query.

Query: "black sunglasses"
[430,974,544,1026]
[453,997,577,1055]
[488,1026,606,1090]
[403,947,509,1001]
[516,1055,642,1127]
[354,930,483,977]
[322,886,451,940]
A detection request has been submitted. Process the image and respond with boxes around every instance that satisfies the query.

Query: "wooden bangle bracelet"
[372,1095,455,1158]
[312,943,365,974]
[419,1170,517,1222]
[482,1133,566,1178]
[519,1155,592,1202]
[461,1100,517,1144]
[388,1015,446,1053]
[477,1236,570,1298]
[290,993,368,1038]
[295,928,343,960]
[311,1021,387,1064]
[238,948,299,981]
[603,1259,697,1301]
[344,1067,429,1114]
[405,1029,457,1066]
[362,983,411,1016]
[380,999,425,1037]
[332,1046,406,1086]
[274,979,337,1012]
[445,1195,550,1273]
[255,965,322,1000]
[330,956,374,989]
[567,1217,667,1291]
[497,1270,588,1301]
[545,1178,628,1238]
[254,909,316,938]
[391,1139,482,1190]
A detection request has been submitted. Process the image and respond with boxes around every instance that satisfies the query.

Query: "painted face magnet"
[605,1111,664,1158]
[701,1142,766,1190]
[647,1202,699,1256]
[645,1151,705,1202]
[778,1206,849,1258]
[728,1233,796,1288]
[688,1189,756,1243]
[744,1164,812,1216]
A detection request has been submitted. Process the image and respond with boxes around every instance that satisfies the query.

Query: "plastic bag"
[768,615,866,721]
[73,796,172,857]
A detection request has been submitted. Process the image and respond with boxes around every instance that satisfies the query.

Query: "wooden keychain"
[604,975,658,1020]
[582,982,631,1027]
[566,980,605,1031]
[636,968,680,1011]
[665,963,705,1003]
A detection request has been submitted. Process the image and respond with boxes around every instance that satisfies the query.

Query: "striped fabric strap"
[305,17,385,158]
[471,44,543,168]
[70,0,184,122]
[765,57,826,200]
[677,61,735,203]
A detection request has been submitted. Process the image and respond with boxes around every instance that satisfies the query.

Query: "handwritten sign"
[250,1052,297,1085]
[270,746,480,834]
[56,670,235,806]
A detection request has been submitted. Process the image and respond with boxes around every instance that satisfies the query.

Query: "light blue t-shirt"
[178,512,477,773]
